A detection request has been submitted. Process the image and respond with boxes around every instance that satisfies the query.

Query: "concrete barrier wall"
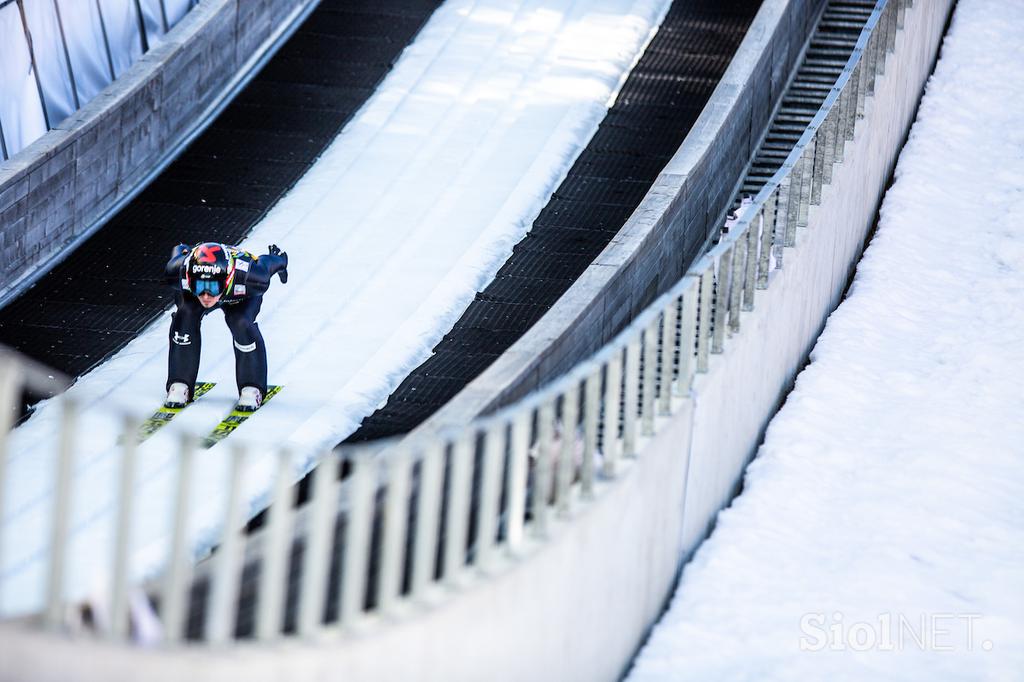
[0,405,698,682]
[0,0,317,304]
[680,0,954,550]
[404,0,828,444]
[0,2,953,680]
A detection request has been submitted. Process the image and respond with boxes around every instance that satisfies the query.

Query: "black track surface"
[346,0,761,442]
[0,0,442,377]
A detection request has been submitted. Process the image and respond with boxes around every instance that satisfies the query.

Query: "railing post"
[377,448,412,612]
[162,432,196,643]
[864,21,877,95]
[475,421,506,566]
[411,443,444,595]
[833,91,845,163]
[621,337,640,456]
[857,42,870,117]
[339,450,374,626]
[872,9,886,79]
[658,296,678,414]
[835,87,849,163]
[602,351,622,475]
[296,452,339,636]
[812,128,826,205]
[886,0,898,54]
[773,172,791,266]
[640,317,658,435]
[798,139,814,228]
[442,435,473,581]
[757,195,776,288]
[0,358,22,613]
[43,395,76,631]
[532,401,554,536]
[845,61,860,141]
[581,369,599,497]
[556,381,578,512]
[834,87,848,165]
[743,224,758,311]
[785,154,803,242]
[504,411,530,552]
[823,99,838,185]
[712,250,731,354]
[696,266,713,372]
[109,414,138,641]
[728,237,745,333]
[255,447,295,640]
[205,444,248,643]
[677,280,698,392]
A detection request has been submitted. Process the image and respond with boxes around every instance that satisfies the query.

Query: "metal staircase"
[737,1,877,202]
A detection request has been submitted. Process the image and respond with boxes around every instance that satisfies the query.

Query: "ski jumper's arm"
[245,245,289,295]
[164,244,191,286]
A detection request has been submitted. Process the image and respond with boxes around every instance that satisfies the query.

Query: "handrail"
[0,0,910,647]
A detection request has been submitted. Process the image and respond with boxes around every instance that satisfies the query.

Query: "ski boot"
[236,386,263,412]
[164,382,189,409]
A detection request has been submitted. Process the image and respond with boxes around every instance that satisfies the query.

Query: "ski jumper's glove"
[164,243,191,285]
[264,244,288,283]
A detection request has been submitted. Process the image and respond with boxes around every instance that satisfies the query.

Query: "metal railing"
[0,0,907,646]
[0,0,196,161]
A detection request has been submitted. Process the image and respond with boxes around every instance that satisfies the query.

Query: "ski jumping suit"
[164,244,287,396]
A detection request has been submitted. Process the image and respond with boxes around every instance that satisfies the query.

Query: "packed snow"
[0,0,673,615]
[626,0,1024,679]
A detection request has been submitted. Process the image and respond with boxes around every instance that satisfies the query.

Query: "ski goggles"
[193,279,224,297]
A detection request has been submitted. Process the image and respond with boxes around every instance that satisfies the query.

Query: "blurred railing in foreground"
[0,0,908,646]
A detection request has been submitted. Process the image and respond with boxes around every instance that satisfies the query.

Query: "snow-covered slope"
[626,0,1024,679]
[0,0,672,615]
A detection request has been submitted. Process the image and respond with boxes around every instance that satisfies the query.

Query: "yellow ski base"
[200,385,283,449]
[136,381,217,443]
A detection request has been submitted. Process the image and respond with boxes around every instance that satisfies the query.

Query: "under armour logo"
[173,332,191,346]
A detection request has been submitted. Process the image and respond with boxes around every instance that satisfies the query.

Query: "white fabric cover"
[138,0,167,43]
[55,0,114,103]
[22,0,77,127]
[162,0,189,27]
[96,0,142,77]
[0,3,46,158]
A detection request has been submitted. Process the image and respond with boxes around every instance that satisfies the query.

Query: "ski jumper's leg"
[223,295,267,395]
[167,292,204,393]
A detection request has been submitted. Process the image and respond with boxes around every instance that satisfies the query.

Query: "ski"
[136,381,217,443]
[200,385,283,449]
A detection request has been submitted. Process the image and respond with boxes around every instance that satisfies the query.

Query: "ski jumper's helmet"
[185,243,235,298]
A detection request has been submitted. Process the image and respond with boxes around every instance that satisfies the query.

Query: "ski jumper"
[164,243,287,395]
